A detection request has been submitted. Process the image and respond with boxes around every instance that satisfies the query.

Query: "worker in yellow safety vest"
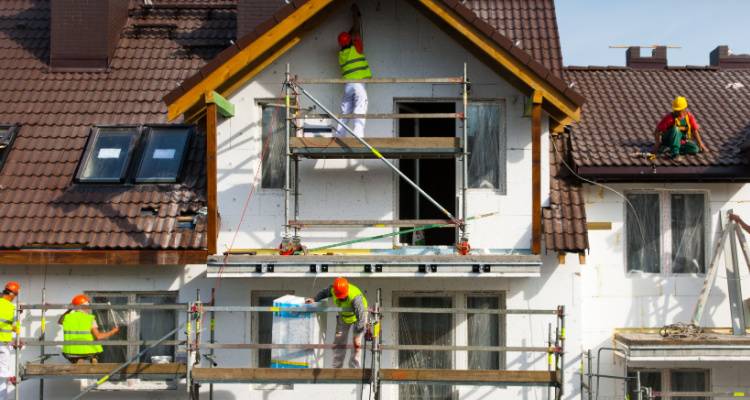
[306,277,369,368]
[0,282,19,400]
[58,294,120,364]
[334,4,372,138]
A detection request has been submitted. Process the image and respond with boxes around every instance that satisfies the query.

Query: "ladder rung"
[293,113,464,120]
[296,77,464,84]
[289,219,456,228]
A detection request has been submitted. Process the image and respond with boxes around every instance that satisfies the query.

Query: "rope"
[659,323,703,339]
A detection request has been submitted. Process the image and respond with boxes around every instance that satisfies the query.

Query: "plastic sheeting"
[271,295,317,368]
[261,104,286,189]
[467,102,505,192]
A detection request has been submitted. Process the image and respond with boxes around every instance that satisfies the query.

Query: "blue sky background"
[555,0,750,67]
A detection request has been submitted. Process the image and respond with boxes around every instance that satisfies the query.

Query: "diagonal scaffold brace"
[284,77,466,241]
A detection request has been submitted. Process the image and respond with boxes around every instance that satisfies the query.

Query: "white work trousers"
[335,82,368,137]
[0,345,12,400]
[332,316,365,369]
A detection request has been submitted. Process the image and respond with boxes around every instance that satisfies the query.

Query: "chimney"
[626,46,668,69]
[237,0,285,39]
[50,0,129,69]
[710,45,750,69]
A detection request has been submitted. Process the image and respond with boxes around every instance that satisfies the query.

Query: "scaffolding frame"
[12,293,565,400]
[280,64,472,253]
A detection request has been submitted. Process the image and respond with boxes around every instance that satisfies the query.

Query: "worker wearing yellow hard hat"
[653,96,707,160]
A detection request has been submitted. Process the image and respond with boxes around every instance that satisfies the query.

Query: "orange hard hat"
[333,277,349,300]
[4,282,19,294]
[71,294,90,306]
[338,31,351,48]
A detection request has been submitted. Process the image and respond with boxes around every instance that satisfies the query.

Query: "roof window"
[76,125,194,184]
[0,125,19,171]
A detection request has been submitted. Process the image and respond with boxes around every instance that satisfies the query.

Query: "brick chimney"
[710,45,750,69]
[50,0,129,69]
[626,46,668,69]
[237,0,284,39]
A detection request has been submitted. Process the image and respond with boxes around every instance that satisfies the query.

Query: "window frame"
[465,292,507,371]
[75,125,142,183]
[627,367,710,399]
[0,124,19,172]
[134,124,194,184]
[624,189,710,275]
[84,290,179,390]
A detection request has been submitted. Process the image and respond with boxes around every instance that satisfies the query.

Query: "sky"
[555,0,750,67]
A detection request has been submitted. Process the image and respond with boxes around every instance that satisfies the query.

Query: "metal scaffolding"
[279,64,473,255]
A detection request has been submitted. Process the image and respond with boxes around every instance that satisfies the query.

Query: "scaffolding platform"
[207,254,542,278]
[289,219,456,228]
[614,331,750,362]
[190,367,558,386]
[289,137,462,159]
[22,363,187,380]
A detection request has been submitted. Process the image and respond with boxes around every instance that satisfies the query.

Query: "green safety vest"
[339,46,372,80]
[332,284,368,324]
[0,298,16,343]
[62,311,102,356]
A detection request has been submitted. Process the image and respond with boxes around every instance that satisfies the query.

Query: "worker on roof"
[334,4,371,138]
[653,96,707,159]
[58,294,119,364]
[306,277,368,368]
[0,282,19,400]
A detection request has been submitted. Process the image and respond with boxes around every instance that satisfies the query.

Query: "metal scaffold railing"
[278,63,473,256]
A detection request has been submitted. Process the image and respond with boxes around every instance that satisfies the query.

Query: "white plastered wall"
[215,0,551,253]
[581,182,750,398]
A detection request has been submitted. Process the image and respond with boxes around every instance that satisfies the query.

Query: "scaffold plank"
[191,368,371,384]
[380,369,558,385]
[23,363,186,379]
[289,137,461,159]
[289,219,455,227]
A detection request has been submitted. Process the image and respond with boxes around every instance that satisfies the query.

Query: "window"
[77,127,140,182]
[252,291,293,368]
[135,127,192,183]
[466,102,505,192]
[627,368,709,400]
[88,292,178,373]
[260,102,287,189]
[626,191,707,274]
[76,125,193,184]
[0,125,18,172]
[395,292,507,400]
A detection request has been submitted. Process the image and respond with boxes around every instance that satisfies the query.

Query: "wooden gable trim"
[0,250,208,266]
[415,0,580,122]
[167,0,333,121]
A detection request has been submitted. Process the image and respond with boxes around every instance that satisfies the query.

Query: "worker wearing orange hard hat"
[0,282,19,399]
[306,277,368,368]
[653,96,707,160]
[334,4,372,138]
[58,294,120,364]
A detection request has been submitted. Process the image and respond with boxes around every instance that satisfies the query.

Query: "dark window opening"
[77,127,140,183]
[398,102,456,246]
[0,125,18,172]
[135,127,192,183]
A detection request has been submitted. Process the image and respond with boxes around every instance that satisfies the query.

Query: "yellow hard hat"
[672,96,688,111]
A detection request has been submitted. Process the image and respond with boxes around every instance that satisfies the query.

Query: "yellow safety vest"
[62,311,102,356]
[339,46,372,80]
[332,284,367,324]
[0,298,16,343]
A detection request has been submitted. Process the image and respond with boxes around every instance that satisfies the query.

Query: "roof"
[163,0,583,122]
[543,133,588,253]
[0,0,235,250]
[564,66,750,177]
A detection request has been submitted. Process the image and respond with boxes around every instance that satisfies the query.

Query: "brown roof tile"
[0,0,227,250]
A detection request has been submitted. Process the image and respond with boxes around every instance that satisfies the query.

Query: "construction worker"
[306,277,368,368]
[0,282,19,400]
[58,294,119,364]
[335,4,371,137]
[653,96,707,159]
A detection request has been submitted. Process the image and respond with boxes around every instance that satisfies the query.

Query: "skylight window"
[0,125,18,171]
[135,127,192,183]
[77,127,139,183]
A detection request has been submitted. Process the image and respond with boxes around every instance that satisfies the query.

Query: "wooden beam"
[557,252,566,264]
[205,91,235,118]
[167,0,332,120]
[0,250,207,265]
[531,91,542,255]
[206,103,218,255]
[191,367,371,384]
[380,369,557,385]
[290,137,462,159]
[578,252,586,265]
[414,0,581,121]
[290,219,456,228]
[586,222,612,230]
[23,363,186,378]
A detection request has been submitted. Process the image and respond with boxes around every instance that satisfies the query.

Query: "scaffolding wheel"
[456,238,471,255]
